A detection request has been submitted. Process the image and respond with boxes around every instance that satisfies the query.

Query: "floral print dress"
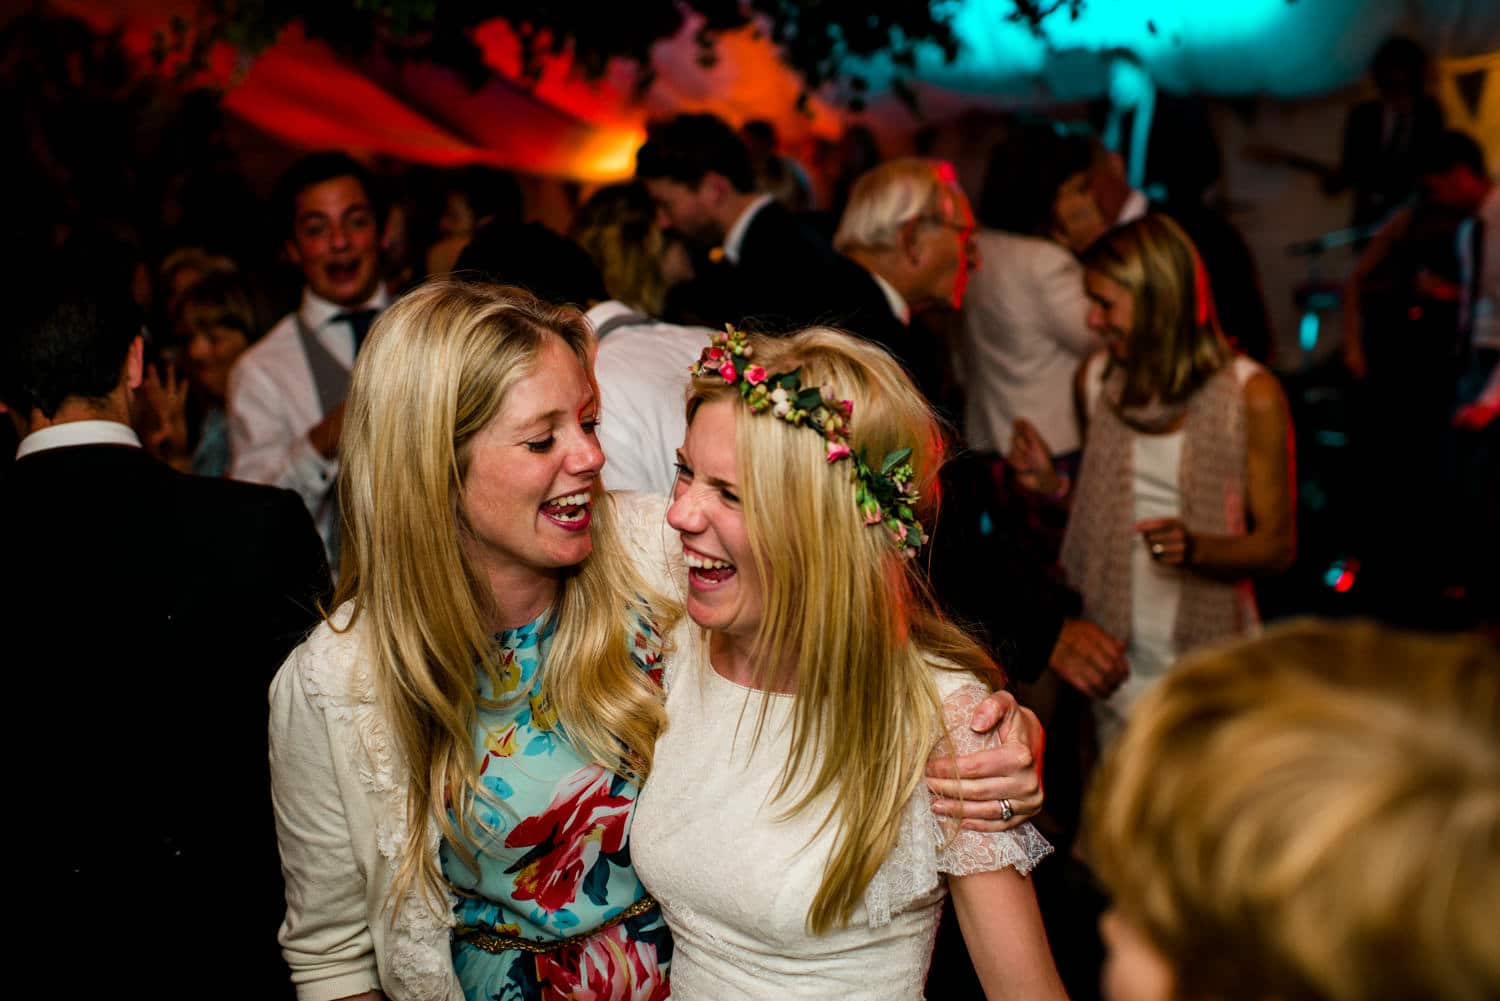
[440,611,673,1001]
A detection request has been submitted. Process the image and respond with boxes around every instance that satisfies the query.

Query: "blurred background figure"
[139,270,272,476]
[425,165,525,277]
[741,117,815,214]
[571,181,718,495]
[1248,36,1445,233]
[960,123,1105,461]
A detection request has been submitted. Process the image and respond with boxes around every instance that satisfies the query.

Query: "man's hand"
[307,399,347,459]
[926,690,1044,833]
[1007,418,1063,497]
[141,362,189,465]
[1049,618,1128,698]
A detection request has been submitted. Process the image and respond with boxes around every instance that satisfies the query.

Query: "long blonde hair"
[334,278,674,917]
[1081,214,1232,407]
[1087,620,1500,1001]
[685,327,998,933]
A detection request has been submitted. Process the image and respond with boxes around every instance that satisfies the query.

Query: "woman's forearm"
[1185,526,1295,579]
[950,869,1069,1001]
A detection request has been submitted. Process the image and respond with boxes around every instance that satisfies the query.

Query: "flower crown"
[689,327,928,558]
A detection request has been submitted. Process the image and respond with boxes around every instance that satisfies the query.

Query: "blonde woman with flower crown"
[268,280,1043,1001]
[631,327,1069,1000]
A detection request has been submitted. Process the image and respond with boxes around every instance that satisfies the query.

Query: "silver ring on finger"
[1000,798,1015,822]
[1150,542,1165,558]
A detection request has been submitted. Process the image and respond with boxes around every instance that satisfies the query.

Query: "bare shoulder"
[1242,368,1289,417]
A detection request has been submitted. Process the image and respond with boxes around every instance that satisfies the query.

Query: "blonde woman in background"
[1010,214,1295,745]
[632,327,1066,1000]
[571,182,712,496]
[270,280,1044,1001]
[1087,619,1499,1001]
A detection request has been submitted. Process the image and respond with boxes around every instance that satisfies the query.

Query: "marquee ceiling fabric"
[41,1,1500,181]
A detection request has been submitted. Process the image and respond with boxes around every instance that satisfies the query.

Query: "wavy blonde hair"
[334,278,675,917]
[685,327,998,933]
[1087,619,1500,1001]
[571,182,669,316]
[1081,214,1232,408]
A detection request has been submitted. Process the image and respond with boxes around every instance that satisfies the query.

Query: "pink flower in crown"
[744,364,768,386]
[706,346,725,362]
[718,360,738,382]
[838,399,854,419]
[826,440,852,463]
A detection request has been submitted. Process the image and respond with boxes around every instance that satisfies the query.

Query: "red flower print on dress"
[532,922,670,1001]
[504,765,634,914]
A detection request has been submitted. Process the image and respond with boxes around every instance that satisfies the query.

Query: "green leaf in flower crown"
[795,388,823,411]
[881,448,912,475]
[782,370,802,391]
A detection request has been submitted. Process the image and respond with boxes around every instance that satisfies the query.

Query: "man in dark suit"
[1,281,330,997]
[636,112,848,332]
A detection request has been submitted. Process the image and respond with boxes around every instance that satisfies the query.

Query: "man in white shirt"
[588,298,713,495]
[228,152,391,565]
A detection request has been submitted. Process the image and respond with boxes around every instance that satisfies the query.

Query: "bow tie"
[333,308,379,353]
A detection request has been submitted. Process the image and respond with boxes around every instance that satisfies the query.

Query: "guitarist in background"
[1249,36,1444,231]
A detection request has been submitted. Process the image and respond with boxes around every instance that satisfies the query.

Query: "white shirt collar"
[1116,188,1149,226]
[298,283,391,332]
[16,420,140,460]
[585,299,637,331]
[868,269,911,326]
[721,194,775,265]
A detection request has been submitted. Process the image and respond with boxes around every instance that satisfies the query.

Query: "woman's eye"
[524,437,555,453]
[581,418,600,435]
[672,461,693,481]
[720,487,740,504]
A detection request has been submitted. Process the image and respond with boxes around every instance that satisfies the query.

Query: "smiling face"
[667,398,764,642]
[286,175,382,308]
[459,334,604,610]
[1086,270,1137,362]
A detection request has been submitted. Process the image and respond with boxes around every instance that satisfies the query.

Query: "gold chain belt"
[455,895,659,955]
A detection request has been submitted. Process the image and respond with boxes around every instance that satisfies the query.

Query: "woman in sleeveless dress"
[632,327,1068,1000]
[269,280,1043,1001]
[1009,214,1296,745]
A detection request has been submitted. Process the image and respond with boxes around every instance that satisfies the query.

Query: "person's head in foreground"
[1086,619,1500,1001]
[670,325,1001,929]
[335,277,670,903]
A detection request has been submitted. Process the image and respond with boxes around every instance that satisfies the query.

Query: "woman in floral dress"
[268,279,1041,1001]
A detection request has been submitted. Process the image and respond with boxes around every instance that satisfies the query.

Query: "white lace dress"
[631,631,1052,1000]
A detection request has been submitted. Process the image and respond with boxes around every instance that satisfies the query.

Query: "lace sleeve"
[928,683,1053,878]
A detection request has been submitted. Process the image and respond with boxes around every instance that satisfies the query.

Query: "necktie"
[333,308,379,354]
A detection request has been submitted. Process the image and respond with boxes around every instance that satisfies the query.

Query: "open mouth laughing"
[683,545,736,586]
[541,491,592,531]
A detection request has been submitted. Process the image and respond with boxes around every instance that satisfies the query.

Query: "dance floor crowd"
[4,92,1496,1001]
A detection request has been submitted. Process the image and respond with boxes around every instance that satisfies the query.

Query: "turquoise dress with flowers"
[440,610,673,1001]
